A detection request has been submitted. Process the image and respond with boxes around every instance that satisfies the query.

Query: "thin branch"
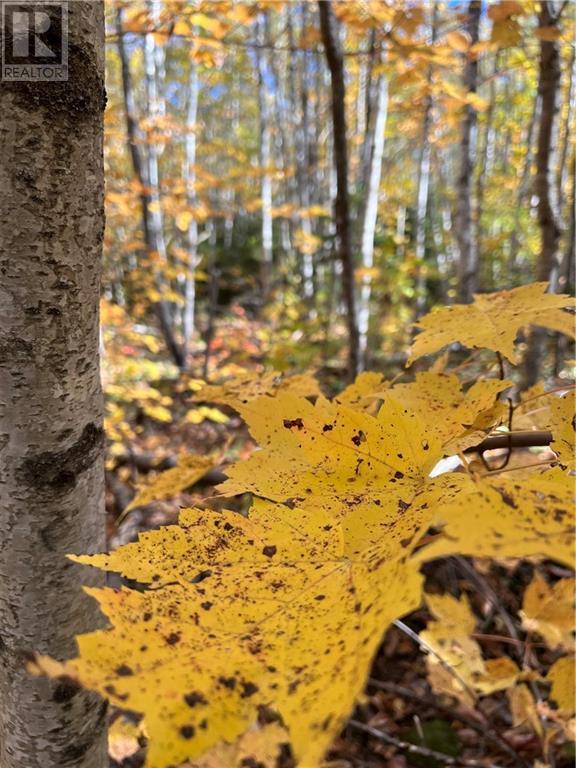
[367,678,528,767]
[349,719,508,768]
[463,430,553,455]
[393,620,477,700]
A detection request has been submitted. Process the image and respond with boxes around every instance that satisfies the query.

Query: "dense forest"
[0,2,574,768]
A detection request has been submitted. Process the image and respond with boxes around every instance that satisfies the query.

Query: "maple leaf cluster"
[34,284,575,767]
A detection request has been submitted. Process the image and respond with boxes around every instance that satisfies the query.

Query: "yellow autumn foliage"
[34,285,575,768]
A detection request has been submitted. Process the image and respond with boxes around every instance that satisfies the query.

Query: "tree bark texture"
[0,3,108,766]
[534,0,562,287]
[456,0,481,303]
[522,1,565,389]
[318,0,360,379]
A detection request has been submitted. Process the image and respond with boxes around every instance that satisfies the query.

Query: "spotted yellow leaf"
[46,497,424,768]
[416,468,574,567]
[195,371,321,411]
[408,283,575,365]
[390,372,510,450]
[124,454,220,513]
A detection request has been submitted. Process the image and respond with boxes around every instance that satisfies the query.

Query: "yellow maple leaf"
[44,497,424,768]
[550,390,575,469]
[120,454,220,514]
[219,392,442,526]
[507,684,544,737]
[416,468,574,567]
[334,371,389,412]
[548,656,575,716]
[408,283,575,365]
[520,572,575,650]
[422,594,522,704]
[390,372,510,450]
[195,371,321,411]
[185,723,289,768]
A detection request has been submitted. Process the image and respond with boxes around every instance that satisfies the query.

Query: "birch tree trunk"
[183,53,200,361]
[319,0,360,379]
[455,0,481,303]
[0,3,107,767]
[255,16,274,303]
[414,4,437,315]
[116,7,184,368]
[357,55,388,369]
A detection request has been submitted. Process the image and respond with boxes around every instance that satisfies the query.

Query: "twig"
[367,679,528,767]
[496,351,505,381]
[463,430,553,454]
[349,719,509,768]
[393,620,477,700]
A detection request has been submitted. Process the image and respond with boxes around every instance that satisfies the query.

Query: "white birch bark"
[183,54,199,358]
[255,16,273,301]
[357,60,388,369]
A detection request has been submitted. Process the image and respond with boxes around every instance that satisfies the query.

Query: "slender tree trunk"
[116,7,184,368]
[475,52,496,287]
[0,4,107,767]
[183,53,200,362]
[414,4,437,315]
[255,16,274,303]
[523,0,564,387]
[456,0,481,303]
[287,5,315,302]
[357,54,388,370]
[319,0,360,379]
[534,1,563,287]
[508,84,541,275]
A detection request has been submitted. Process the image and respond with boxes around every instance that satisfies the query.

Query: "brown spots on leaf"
[240,759,265,768]
[351,430,366,446]
[240,680,259,698]
[314,594,326,601]
[165,632,180,645]
[180,724,195,739]
[115,664,133,677]
[262,545,277,558]
[142,612,152,622]
[283,418,304,430]
[218,675,236,690]
[322,423,334,432]
[184,691,207,708]
[200,601,213,611]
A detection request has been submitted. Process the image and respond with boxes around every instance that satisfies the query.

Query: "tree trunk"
[255,16,274,303]
[534,0,563,287]
[318,0,360,380]
[0,4,108,767]
[414,4,437,315]
[183,53,200,362]
[116,6,184,368]
[357,53,388,370]
[455,0,481,303]
[523,0,564,388]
